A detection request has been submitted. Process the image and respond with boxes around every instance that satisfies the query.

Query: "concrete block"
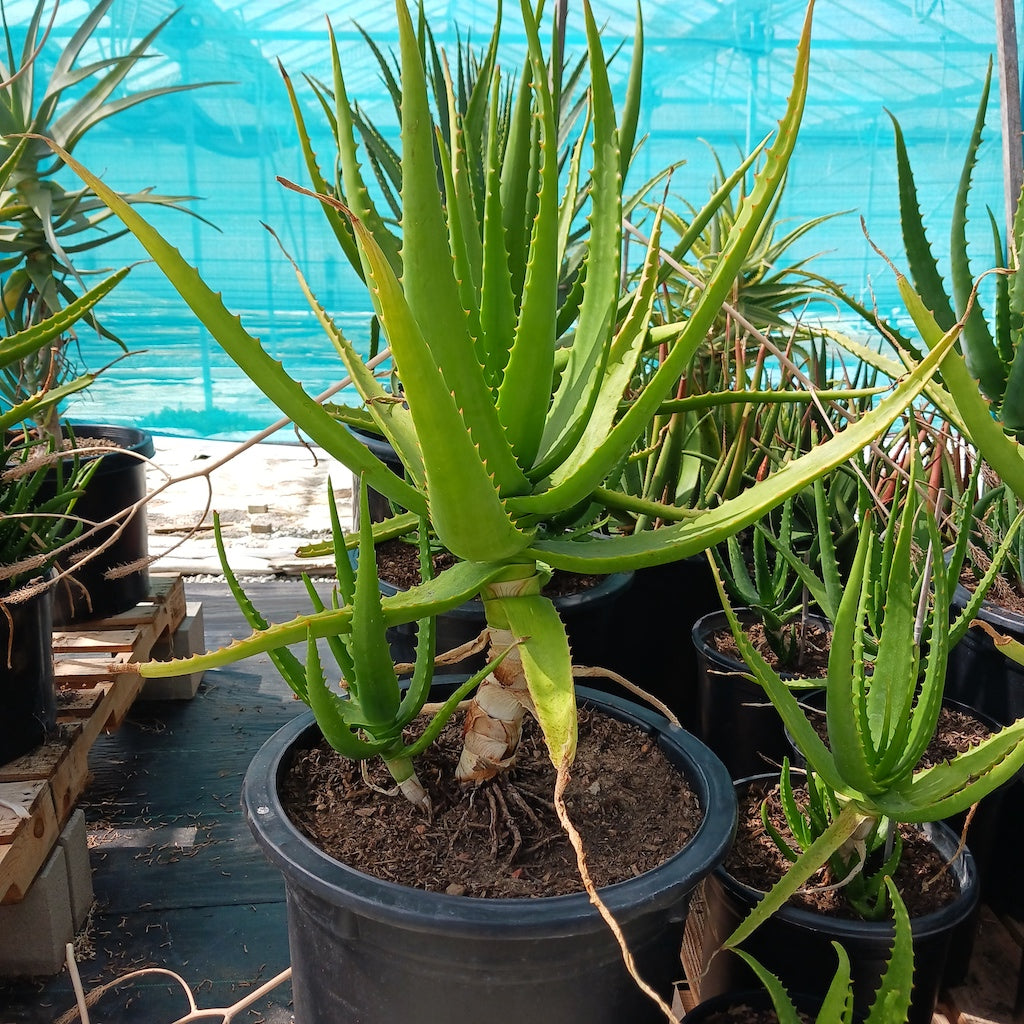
[140,602,206,700]
[0,844,73,976]
[56,810,93,929]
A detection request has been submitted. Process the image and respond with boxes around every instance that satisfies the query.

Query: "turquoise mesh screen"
[5,0,1020,438]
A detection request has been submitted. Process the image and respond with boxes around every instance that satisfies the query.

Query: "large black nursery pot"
[242,685,737,1024]
[0,582,56,765]
[381,567,634,674]
[698,775,979,1024]
[691,609,830,780]
[47,424,154,626]
[944,580,1024,919]
[599,555,720,732]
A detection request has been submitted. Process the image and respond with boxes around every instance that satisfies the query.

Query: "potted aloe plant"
[0,267,126,764]
[701,453,1024,1024]
[0,0,209,621]
[684,879,914,1024]
[54,0,958,1019]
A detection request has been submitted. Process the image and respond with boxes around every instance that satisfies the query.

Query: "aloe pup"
[51,0,954,802]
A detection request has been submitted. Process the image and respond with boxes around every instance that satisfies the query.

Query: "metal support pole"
[995,0,1023,248]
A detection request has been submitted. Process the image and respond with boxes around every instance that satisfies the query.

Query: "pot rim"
[243,684,736,938]
[717,773,980,939]
[691,608,833,680]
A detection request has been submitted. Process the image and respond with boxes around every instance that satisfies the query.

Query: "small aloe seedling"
[735,877,914,1024]
[761,760,901,921]
[214,480,511,810]
[715,452,1024,951]
[716,495,819,669]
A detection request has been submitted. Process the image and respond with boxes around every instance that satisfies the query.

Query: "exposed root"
[552,760,677,1024]
[56,943,291,1024]
[572,665,680,726]
[360,760,399,797]
[492,783,522,862]
[925,802,977,891]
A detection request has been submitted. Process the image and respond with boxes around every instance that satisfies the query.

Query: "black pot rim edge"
[243,684,737,938]
[719,773,980,941]
[61,422,155,467]
[691,608,832,680]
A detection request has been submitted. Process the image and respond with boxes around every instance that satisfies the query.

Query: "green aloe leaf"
[723,802,868,951]
[394,0,527,499]
[46,141,427,517]
[524,314,958,569]
[949,60,1004,404]
[485,589,577,770]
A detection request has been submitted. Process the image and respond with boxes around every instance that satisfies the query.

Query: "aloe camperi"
[52,0,955,799]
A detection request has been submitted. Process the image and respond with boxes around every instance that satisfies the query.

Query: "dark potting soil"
[959,565,1024,616]
[697,1008,812,1024]
[725,783,959,919]
[710,621,832,677]
[801,704,993,769]
[375,537,603,598]
[280,707,703,898]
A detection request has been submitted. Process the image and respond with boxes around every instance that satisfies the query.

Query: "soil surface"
[959,565,1024,615]
[801,704,993,769]
[280,706,703,898]
[724,781,959,919]
[710,620,832,677]
[697,1007,812,1024]
[375,537,604,598]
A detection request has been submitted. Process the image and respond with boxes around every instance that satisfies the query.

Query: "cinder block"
[140,602,206,700]
[56,810,93,929]
[0,844,74,976]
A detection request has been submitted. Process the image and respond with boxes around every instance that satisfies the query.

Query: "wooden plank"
[0,781,59,903]
[0,574,196,907]
[52,627,143,654]
[54,654,131,684]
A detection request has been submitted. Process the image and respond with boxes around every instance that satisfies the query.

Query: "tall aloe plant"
[54,0,951,787]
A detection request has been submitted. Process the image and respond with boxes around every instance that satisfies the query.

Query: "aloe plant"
[55,0,953,793]
[0,0,209,439]
[714,452,1024,952]
[736,877,913,1024]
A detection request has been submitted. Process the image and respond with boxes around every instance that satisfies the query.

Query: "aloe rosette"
[51,0,954,789]
[714,454,1024,952]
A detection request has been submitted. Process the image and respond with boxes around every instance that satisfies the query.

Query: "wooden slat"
[0,575,195,905]
[0,782,59,903]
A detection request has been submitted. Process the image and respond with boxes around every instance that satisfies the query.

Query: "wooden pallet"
[0,573,190,904]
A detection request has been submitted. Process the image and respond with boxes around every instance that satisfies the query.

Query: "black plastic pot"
[0,582,56,764]
[46,424,154,625]
[242,685,737,1024]
[944,579,1024,919]
[599,555,719,732]
[381,567,634,674]
[348,426,407,524]
[698,775,979,1024]
[691,610,830,780]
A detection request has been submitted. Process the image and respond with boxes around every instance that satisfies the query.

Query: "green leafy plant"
[736,877,914,1024]
[0,0,209,438]
[216,481,513,810]
[714,452,1024,951]
[58,0,952,806]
